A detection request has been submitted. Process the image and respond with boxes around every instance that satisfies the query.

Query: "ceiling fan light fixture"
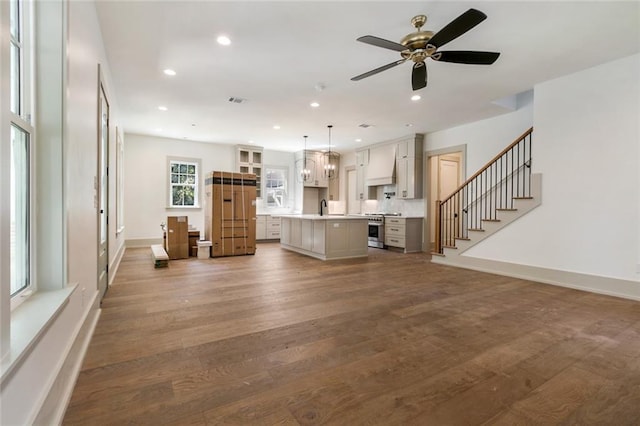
[352,8,500,91]
[163,69,176,76]
[411,94,421,101]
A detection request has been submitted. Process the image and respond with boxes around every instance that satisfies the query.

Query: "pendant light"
[324,125,338,180]
[296,135,316,183]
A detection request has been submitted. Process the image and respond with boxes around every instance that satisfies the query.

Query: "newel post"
[434,200,442,254]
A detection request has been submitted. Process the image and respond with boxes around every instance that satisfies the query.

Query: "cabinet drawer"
[385,224,405,236]
[385,217,405,225]
[267,230,281,239]
[385,235,405,248]
[267,221,281,229]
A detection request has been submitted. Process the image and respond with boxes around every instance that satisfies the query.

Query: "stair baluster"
[434,127,533,254]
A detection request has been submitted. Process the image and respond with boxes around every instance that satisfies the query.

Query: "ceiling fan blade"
[357,35,407,52]
[434,51,500,65]
[411,62,427,91]
[427,8,487,49]
[351,59,406,81]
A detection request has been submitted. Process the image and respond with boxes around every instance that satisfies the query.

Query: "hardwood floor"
[63,243,640,425]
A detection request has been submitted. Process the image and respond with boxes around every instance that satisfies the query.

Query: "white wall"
[1,1,122,424]
[124,134,295,241]
[466,54,640,282]
[426,90,534,178]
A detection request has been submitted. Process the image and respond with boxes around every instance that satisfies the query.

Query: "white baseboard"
[109,241,126,286]
[126,237,162,248]
[431,255,640,301]
[32,293,101,425]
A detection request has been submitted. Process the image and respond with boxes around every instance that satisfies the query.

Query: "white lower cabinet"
[256,216,267,240]
[385,217,423,253]
[257,215,281,241]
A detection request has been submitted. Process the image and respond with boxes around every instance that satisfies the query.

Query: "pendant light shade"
[295,135,316,183]
[324,125,338,180]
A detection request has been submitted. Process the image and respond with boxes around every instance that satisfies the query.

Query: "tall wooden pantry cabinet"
[204,171,257,257]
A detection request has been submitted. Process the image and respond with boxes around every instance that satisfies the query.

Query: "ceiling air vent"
[358,123,373,128]
[228,97,247,104]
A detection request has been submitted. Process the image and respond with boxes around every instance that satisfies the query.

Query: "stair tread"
[468,228,485,232]
[442,245,457,249]
[514,196,534,200]
[482,219,501,222]
[455,237,471,241]
[430,252,445,257]
[496,208,518,211]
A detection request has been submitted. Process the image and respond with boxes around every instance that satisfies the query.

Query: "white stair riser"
[438,173,542,259]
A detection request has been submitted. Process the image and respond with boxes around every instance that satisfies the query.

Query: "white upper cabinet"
[356,149,375,201]
[237,145,263,198]
[395,134,424,199]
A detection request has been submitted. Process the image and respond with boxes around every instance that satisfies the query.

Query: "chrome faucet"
[320,199,327,216]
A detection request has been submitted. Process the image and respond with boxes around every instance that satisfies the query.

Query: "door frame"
[345,165,357,215]
[97,65,110,301]
[423,144,466,253]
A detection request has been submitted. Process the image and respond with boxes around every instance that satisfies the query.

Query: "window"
[9,0,34,306]
[264,166,288,208]
[10,125,30,296]
[168,157,200,208]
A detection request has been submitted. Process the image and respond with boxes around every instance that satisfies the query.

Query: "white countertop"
[280,214,368,221]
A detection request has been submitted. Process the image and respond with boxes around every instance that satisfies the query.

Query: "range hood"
[366,144,396,186]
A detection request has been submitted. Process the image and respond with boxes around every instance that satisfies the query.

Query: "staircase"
[432,127,541,263]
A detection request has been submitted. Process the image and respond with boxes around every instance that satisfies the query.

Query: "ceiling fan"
[351,8,500,91]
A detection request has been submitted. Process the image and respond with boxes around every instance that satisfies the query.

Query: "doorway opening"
[424,146,466,252]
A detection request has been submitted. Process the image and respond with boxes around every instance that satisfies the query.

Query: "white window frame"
[9,0,35,311]
[167,156,201,209]
[264,165,289,209]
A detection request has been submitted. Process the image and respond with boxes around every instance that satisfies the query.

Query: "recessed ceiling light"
[217,35,231,46]
[158,106,168,111]
[405,123,414,127]
[163,69,176,76]
[156,128,163,132]
[273,125,280,130]
[411,95,421,101]
[355,138,362,142]
[248,140,254,144]
[310,102,320,108]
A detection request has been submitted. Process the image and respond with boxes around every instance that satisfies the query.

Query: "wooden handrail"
[440,127,533,205]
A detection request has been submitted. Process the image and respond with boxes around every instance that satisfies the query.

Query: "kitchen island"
[280,215,368,260]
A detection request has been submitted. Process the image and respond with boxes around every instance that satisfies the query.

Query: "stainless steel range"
[365,214,385,248]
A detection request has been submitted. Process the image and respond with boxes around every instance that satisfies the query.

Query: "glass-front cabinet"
[237,145,263,197]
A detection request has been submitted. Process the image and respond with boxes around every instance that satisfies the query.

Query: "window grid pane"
[265,168,287,208]
[170,161,198,207]
[10,41,21,115]
[10,0,19,40]
[10,125,30,296]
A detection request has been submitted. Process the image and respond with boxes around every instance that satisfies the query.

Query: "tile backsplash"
[364,185,426,217]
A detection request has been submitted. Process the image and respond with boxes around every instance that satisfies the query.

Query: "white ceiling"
[95,1,640,153]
